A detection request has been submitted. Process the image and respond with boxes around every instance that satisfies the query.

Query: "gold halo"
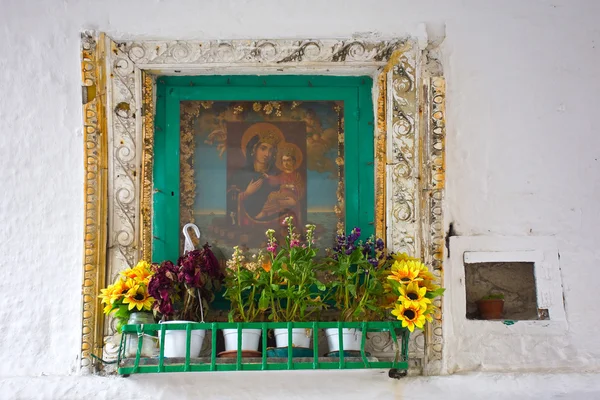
[240,122,285,159]
[276,142,303,171]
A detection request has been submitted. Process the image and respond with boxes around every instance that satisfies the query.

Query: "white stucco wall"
[1,0,600,397]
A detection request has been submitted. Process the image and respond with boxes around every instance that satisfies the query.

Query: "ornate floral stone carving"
[422,76,446,375]
[107,39,139,273]
[121,39,406,67]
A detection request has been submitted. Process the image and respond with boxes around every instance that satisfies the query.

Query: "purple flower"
[159,289,170,302]
[179,257,201,287]
[163,260,178,274]
[376,238,385,251]
[149,261,179,299]
[176,245,224,288]
[361,242,373,257]
[158,300,174,316]
[290,239,300,248]
[201,243,223,279]
[348,227,361,245]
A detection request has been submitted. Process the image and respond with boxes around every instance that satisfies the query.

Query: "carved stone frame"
[80,33,446,375]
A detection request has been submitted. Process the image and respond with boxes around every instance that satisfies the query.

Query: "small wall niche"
[465,261,540,320]
[450,237,567,336]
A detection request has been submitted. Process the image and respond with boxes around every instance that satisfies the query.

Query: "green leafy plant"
[324,228,390,322]
[265,217,327,322]
[223,217,328,323]
[480,293,504,301]
[223,246,270,322]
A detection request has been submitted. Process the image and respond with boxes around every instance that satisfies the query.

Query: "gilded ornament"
[375,70,387,241]
[140,72,155,262]
[80,32,108,373]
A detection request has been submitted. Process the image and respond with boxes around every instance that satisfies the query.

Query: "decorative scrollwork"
[331,41,365,62]
[422,77,446,375]
[108,40,138,271]
[364,332,394,356]
[116,39,408,66]
[386,46,419,262]
[277,41,323,63]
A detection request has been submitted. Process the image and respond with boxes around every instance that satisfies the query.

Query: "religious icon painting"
[180,101,344,258]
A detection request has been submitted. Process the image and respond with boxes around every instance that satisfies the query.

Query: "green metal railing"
[118,321,409,376]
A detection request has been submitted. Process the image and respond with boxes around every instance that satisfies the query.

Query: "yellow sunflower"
[392,253,420,262]
[103,303,115,314]
[417,265,436,281]
[388,260,423,285]
[423,304,438,323]
[98,285,115,306]
[391,302,427,332]
[119,268,137,280]
[99,280,127,306]
[120,261,152,282]
[382,281,400,308]
[399,282,431,309]
[122,278,138,291]
[122,285,154,311]
[419,279,440,292]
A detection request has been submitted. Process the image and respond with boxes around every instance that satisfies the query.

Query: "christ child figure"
[255,142,304,224]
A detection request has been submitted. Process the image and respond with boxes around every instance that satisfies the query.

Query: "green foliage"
[103,304,131,333]
[426,287,446,299]
[222,218,327,322]
[266,233,326,322]
[223,251,266,323]
[323,230,390,322]
[481,293,504,301]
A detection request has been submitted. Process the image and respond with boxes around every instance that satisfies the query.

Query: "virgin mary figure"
[227,122,292,228]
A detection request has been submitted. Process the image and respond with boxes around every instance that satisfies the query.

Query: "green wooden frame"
[153,75,374,263]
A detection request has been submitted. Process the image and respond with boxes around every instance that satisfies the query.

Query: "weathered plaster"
[465,261,538,320]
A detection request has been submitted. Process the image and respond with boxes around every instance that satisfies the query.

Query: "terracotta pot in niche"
[477,299,504,319]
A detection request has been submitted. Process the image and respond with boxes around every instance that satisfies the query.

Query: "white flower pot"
[325,328,362,352]
[222,328,262,352]
[124,312,158,357]
[125,334,158,358]
[274,328,312,348]
[160,321,206,358]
